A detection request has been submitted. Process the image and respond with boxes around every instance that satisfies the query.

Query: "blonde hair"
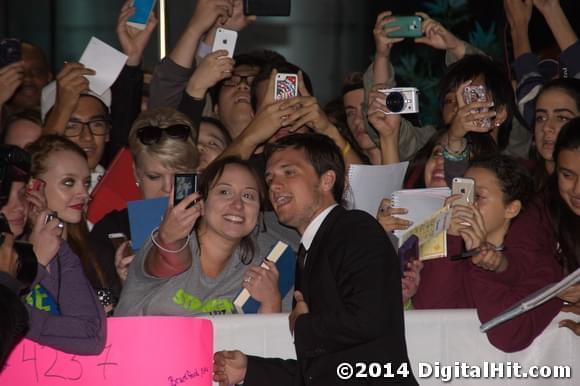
[129,107,199,172]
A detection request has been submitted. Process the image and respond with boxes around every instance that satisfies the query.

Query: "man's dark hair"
[469,155,533,209]
[264,133,345,203]
[200,116,232,145]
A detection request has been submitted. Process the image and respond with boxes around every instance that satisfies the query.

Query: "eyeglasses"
[136,124,192,145]
[222,74,256,87]
[64,119,111,137]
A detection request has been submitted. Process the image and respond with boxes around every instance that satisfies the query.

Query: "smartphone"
[385,16,423,38]
[243,0,291,16]
[26,178,46,194]
[44,212,58,225]
[274,73,298,101]
[0,38,22,67]
[451,177,475,207]
[108,232,128,250]
[463,85,491,129]
[127,0,157,30]
[398,235,419,275]
[212,28,238,58]
[174,173,198,206]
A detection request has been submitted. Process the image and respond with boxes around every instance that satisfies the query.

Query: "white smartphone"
[212,28,238,58]
[274,73,298,101]
[451,177,475,207]
[127,0,157,30]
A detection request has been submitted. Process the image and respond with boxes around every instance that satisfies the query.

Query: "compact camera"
[378,87,420,114]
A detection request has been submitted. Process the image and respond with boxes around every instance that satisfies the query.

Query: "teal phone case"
[385,16,423,38]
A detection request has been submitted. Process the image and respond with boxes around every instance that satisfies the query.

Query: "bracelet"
[342,142,351,157]
[150,227,191,253]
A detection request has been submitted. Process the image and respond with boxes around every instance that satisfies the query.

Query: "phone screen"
[174,173,198,206]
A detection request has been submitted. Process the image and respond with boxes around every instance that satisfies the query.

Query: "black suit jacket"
[245,206,417,385]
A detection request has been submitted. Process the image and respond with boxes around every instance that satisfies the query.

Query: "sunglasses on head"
[136,124,192,145]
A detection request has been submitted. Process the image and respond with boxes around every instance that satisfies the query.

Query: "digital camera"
[378,87,420,114]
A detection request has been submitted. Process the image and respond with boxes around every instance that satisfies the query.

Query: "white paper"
[79,37,128,95]
[345,162,409,217]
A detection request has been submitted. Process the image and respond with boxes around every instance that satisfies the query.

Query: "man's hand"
[54,62,95,114]
[117,0,158,66]
[414,12,465,57]
[289,290,309,335]
[189,0,234,36]
[186,50,234,99]
[374,11,404,59]
[220,0,256,31]
[213,350,248,386]
[279,72,334,134]
[0,62,24,105]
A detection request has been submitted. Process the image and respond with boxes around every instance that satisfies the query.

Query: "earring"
[135,180,140,187]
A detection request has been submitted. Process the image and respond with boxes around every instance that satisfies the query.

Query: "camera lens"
[385,92,405,113]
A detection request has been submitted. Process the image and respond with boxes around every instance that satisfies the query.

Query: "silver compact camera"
[378,87,420,114]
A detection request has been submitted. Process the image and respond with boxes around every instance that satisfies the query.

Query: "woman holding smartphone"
[0,143,105,354]
[114,156,283,316]
[412,155,563,352]
[89,107,199,302]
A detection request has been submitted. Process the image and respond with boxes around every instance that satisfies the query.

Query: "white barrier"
[211,310,578,385]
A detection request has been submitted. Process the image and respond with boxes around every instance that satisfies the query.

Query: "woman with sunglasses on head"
[0,142,106,355]
[115,155,283,316]
[89,107,199,308]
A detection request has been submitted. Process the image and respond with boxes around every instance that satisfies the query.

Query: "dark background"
[1,0,579,109]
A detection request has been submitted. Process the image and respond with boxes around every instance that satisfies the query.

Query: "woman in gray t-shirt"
[115,156,282,316]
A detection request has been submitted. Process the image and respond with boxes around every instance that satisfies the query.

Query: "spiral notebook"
[481,268,580,332]
[391,187,450,239]
[346,162,409,216]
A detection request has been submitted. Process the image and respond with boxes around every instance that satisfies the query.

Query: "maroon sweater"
[413,198,563,352]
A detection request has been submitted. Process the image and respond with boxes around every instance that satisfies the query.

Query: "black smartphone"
[174,173,198,206]
[398,235,419,276]
[0,38,22,67]
[243,0,291,16]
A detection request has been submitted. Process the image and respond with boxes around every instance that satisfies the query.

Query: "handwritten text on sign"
[0,316,213,386]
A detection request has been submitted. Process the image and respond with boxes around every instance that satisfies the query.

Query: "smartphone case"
[385,16,422,38]
[452,177,475,206]
[274,73,298,101]
[243,0,291,16]
[0,38,22,67]
[212,28,238,58]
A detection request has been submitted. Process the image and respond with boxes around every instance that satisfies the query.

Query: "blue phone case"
[128,0,156,25]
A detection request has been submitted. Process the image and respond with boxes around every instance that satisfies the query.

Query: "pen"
[449,246,505,261]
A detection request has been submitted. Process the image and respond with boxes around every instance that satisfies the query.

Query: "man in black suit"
[214,133,417,385]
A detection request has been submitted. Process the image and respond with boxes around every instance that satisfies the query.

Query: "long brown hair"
[26,135,107,288]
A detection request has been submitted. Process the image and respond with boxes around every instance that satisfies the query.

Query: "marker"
[450,246,505,261]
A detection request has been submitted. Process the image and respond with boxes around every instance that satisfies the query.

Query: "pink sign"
[0,316,213,386]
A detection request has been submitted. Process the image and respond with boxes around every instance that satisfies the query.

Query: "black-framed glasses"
[136,124,192,145]
[223,74,256,87]
[64,118,111,137]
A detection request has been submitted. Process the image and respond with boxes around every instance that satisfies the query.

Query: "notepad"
[127,197,168,252]
[391,187,450,239]
[234,241,296,314]
[346,162,409,216]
